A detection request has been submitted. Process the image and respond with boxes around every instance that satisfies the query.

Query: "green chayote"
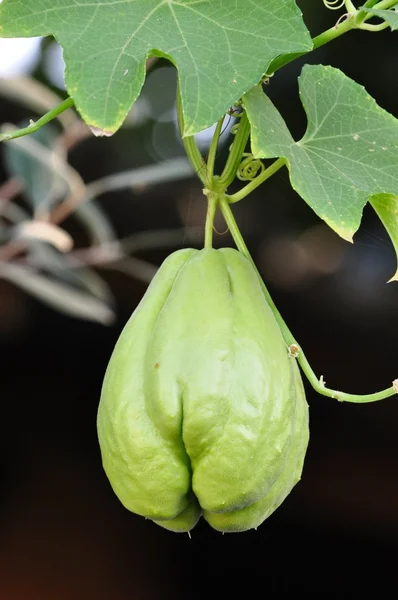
[97,248,309,533]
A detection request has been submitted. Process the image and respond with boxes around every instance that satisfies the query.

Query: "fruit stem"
[219,195,397,403]
[204,192,218,248]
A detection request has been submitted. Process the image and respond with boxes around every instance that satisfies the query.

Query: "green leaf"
[364,7,398,30]
[243,64,398,242]
[371,194,398,282]
[0,0,311,136]
[3,121,118,246]
[4,122,66,211]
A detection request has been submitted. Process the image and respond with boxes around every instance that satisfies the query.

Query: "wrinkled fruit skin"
[97,248,309,533]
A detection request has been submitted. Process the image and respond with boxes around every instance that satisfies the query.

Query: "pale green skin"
[97,248,309,533]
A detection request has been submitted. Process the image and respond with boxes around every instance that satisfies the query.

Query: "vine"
[172,0,398,404]
[218,196,397,404]
[0,0,397,403]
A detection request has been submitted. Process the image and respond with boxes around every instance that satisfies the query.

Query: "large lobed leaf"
[0,0,311,136]
[243,65,398,244]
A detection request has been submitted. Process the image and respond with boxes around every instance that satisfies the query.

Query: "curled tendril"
[323,0,346,9]
[261,72,274,85]
[237,153,265,181]
[227,109,242,119]
[228,102,243,118]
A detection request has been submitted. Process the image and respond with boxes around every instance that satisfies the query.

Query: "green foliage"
[364,7,398,29]
[1,0,397,534]
[243,65,398,242]
[4,123,66,210]
[0,0,311,135]
[371,194,398,281]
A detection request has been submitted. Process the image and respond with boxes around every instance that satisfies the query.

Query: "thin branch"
[70,227,203,266]
[51,157,194,224]
[102,256,158,284]
[0,98,75,143]
[0,76,79,129]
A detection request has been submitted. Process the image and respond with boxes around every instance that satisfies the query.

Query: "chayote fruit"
[97,248,309,533]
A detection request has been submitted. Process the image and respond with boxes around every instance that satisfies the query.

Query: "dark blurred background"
[1,2,397,597]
